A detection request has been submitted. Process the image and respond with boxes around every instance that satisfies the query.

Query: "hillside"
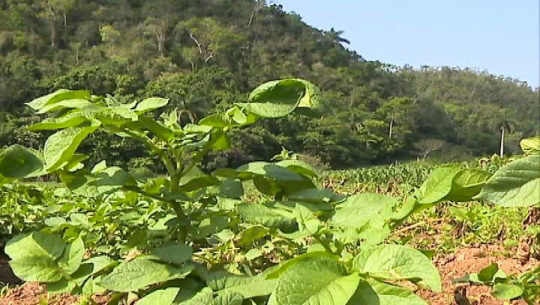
[0,0,538,169]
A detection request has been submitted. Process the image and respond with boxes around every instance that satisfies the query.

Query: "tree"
[414,138,446,159]
[490,110,517,157]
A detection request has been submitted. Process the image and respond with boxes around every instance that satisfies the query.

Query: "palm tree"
[490,110,516,157]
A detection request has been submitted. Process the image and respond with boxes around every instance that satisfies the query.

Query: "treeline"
[0,0,538,170]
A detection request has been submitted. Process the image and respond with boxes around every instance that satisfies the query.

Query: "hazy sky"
[276,0,540,88]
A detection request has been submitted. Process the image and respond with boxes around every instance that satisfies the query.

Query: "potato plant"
[0,80,538,304]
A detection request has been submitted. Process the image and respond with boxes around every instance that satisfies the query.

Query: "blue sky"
[276,0,539,88]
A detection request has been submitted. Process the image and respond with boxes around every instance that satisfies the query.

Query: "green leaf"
[234,226,269,246]
[138,288,180,305]
[190,216,229,239]
[492,284,523,300]
[134,116,174,142]
[476,155,540,207]
[135,97,169,113]
[276,160,319,178]
[520,136,540,155]
[27,90,89,110]
[237,162,306,182]
[348,280,427,305]
[265,252,339,279]
[5,232,67,282]
[331,193,397,229]
[0,145,44,178]
[287,188,342,204]
[478,263,499,282]
[44,121,101,171]
[269,257,360,305]
[238,79,306,118]
[444,169,492,202]
[57,238,85,275]
[237,203,297,232]
[149,243,193,266]
[415,166,462,204]
[99,258,194,292]
[219,178,244,199]
[37,99,94,114]
[292,204,320,235]
[352,244,441,292]
[28,114,88,131]
[207,271,276,298]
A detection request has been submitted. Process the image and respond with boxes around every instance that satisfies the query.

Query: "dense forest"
[0,0,538,170]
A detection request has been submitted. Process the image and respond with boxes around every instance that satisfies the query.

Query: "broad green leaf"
[415,166,462,204]
[138,288,180,305]
[238,79,306,118]
[9,256,64,282]
[352,244,441,292]
[492,284,523,300]
[348,280,427,305]
[180,289,244,305]
[207,271,276,298]
[27,90,89,110]
[28,114,88,131]
[37,99,93,114]
[149,243,193,266]
[292,204,320,235]
[57,238,85,275]
[276,160,319,178]
[265,251,340,279]
[295,79,327,116]
[237,162,306,182]
[331,193,397,229]
[134,116,174,141]
[99,258,193,292]
[5,232,65,260]
[199,113,232,127]
[269,257,360,305]
[237,203,297,232]
[44,121,101,171]
[234,226,269,246]
[135,97,169,113]
[92,166,137,193]
[0,145,44,178]
[287,188,342,204]
[478,263,499,282]
[219,178,244,199]
[190,216,229,239]
[520,136,540,155]
[5,232,67,282]
[444,169,492,202]
[476,155,540,207]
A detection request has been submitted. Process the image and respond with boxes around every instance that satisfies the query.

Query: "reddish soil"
[0,245,538,305]
[420,245,539,305]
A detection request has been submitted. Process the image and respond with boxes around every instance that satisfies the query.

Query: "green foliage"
[1,81,451,304]
[1,85,539,305]
[477,155,540,207]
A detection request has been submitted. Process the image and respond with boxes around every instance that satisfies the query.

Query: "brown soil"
[420,245,539,305]
[0,245,538,305]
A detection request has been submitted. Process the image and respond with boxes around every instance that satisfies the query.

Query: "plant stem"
[121,128,176,177]
[314,234,335,254]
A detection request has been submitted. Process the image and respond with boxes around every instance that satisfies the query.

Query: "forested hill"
[0,0,538,169]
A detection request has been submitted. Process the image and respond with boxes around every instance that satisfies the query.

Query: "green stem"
[314,234,335,254]
[180,146,211,177]
[121,128,176,177]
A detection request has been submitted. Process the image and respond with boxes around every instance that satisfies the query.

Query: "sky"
[276,0,540,88]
